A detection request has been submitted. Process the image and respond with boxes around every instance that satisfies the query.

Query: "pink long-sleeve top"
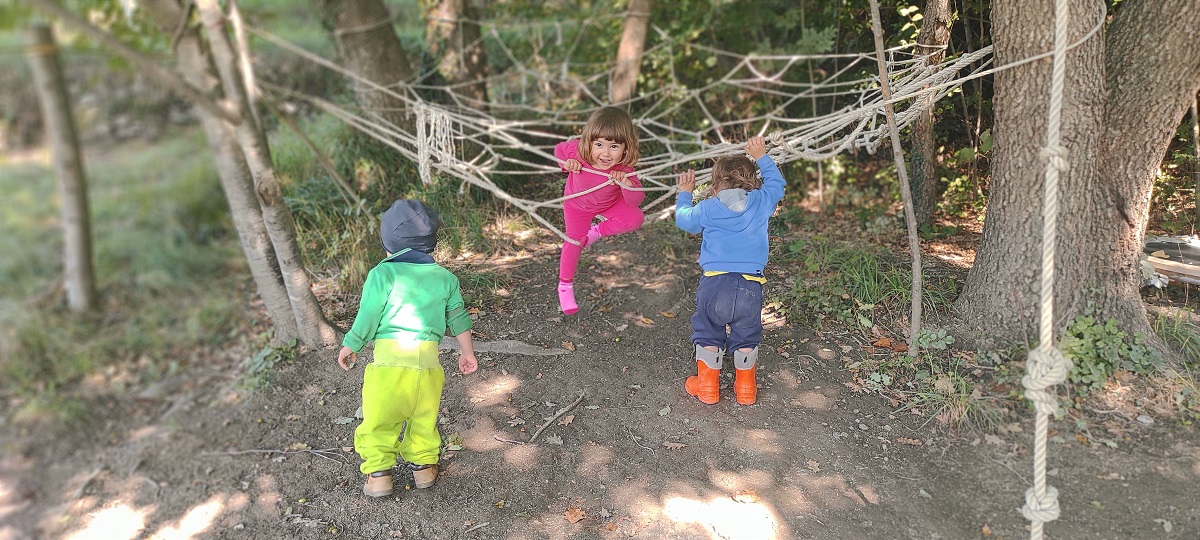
[555,139,644,213]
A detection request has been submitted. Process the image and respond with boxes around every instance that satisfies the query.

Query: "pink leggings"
[559,199,645,282]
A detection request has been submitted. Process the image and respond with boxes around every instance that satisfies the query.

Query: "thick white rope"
[1020,0,1081,538]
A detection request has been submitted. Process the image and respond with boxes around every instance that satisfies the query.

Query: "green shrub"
[1061,315,1164,396]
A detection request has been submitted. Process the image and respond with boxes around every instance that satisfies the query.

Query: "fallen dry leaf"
[984,434,1005,446]
[564,507,586,524]
[1075,433,1090,445]
[896,437,923,446]
[507,417,526,426]
[659,311,677,318]
[557,415,575,426]
[806,459,821,472]
[663,441,687,450]
[733,489,760,503]
[287,442,311,451]
[604,523,617,532]
[561,341,576,351]
[891,341,909,353]
[872,337,893,348]
[981,524,992,536]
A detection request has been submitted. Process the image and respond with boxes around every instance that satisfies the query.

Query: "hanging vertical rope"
[1020,0,1075,538]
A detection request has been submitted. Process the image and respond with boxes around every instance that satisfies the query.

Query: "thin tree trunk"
[869,0,923,354]
[610,0,652,105]
[26,22,97,313]
[320,0,415,130]
[910,0,952,228]
[426,0,489,109]
[196,0,339,348]
[141,0,300,343]
[1192,96,1199,223]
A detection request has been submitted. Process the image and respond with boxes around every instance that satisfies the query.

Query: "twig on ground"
[494,435,525,445]
[529,391,586,442]
[201,447,350,464]
[629,429,653,452]
[464,522,489,534]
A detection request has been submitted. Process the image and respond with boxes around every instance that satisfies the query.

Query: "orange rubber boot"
[685,360,721,404]
[734,366,757,405]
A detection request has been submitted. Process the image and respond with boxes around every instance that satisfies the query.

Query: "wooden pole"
[26,22,97,312]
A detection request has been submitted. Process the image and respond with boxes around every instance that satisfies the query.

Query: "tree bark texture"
[425,0,489,109]
[26,23,97,313]
[196,0,339,348]
[320,0,415,130]
[954,0,1200,354]
[910,0,952,228]
[141,0,300,343]
[610,0,652,105]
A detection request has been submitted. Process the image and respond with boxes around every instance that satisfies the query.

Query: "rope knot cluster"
[1039,144,1070,172]
[1022,485,1061,522]
[1021,345,1073,416]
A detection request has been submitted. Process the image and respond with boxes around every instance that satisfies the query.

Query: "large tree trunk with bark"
[954,0,1200,356]
[27,22,97,313]
[425,0,489,109]
[910,0,952,228]
[319,0,415,129]
[195,0,339,348]
[609,0,652,105]
[141,0,300,343]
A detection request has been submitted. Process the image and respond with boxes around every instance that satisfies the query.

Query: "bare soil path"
[2,229,1197,539]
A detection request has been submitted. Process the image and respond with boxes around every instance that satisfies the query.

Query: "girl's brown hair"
[578,106,640,166]
[710,155,761,193]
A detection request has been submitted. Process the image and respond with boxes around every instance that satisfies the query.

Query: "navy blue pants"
[690,273,764,352]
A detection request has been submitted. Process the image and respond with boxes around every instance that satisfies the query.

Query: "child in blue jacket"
[674,136,785,405]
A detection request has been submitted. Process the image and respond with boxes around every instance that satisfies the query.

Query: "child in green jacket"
[337,199,478,498]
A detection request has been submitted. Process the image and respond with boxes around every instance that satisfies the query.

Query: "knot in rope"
[1022,485,1061,523]
[1021,346,1072,416]
[1039,145,1070,173]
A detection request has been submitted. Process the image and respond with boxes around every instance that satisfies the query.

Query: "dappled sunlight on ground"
[575,440,615,478]
[790,388,839,410]
[663,494,784,540]
[151,493,244,539]
[729,428,785,455]
[63,503,147,540]
[465,373,522,407]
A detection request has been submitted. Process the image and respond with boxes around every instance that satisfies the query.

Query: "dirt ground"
[1,228,1198,540]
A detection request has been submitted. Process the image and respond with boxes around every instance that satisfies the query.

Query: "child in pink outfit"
[554,106,646,314]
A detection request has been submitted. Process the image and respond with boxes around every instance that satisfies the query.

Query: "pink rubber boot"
[558,280,578,314]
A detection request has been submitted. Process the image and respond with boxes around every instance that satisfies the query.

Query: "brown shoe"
[410,464,438,489]
[363,470,393,498]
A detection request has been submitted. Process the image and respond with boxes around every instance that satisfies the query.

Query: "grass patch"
[770,237,959,334]
[0,127,248,408]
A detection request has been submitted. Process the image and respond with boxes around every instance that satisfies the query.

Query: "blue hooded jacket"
[674,155,786,275]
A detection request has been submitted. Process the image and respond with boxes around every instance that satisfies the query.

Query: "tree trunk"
[910,0,952,228]
[196,0,340,348]
[141,0,300,343]
[425,0,489,109]
[954,0,1200,356]
[319,0,415,130]
[610,0,652,105]
[1191,96,1199,223]
[26,23,97,313]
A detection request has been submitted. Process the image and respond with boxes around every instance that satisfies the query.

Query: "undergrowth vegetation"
[0,129,249,421]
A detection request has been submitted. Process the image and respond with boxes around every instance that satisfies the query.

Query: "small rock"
[1136,414,1153,425]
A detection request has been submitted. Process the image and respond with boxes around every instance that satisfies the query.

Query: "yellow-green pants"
[355,340,444,474]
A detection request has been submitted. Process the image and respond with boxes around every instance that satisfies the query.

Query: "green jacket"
[342,250,473,352]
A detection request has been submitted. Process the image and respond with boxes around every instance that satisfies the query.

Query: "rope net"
[244,14,993,242]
